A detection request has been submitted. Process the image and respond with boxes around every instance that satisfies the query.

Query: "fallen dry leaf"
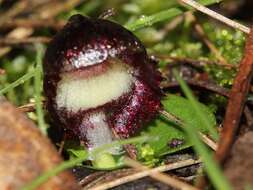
[0,97,79,190]
[224,131,253,189]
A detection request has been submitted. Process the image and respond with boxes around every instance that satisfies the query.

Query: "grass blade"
[0,70,36,95]
[34,44,47,135]
[173,70,218,140]
[125,0,222,31]
[173,69,232,190]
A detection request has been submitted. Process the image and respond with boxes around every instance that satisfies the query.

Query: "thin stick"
[0,27,34,58]
[180,0,250,34]
[159,110,217,150]
[58,138,65,155]
[200,133,217,151]
[0,37,51,45]
[156,55,236,68]
[3,19,65,30]
[161,79,230,97]
[36,0,82,19]
[0,0,28,26]
[124,157,199,190]
[79,171,107,187]
[18,102,36,112]
[0,0,80,58]
[88,158,201,190]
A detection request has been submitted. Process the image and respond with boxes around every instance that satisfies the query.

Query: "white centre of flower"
[56,62,134,112]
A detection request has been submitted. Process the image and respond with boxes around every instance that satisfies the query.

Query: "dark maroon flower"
[43,14,162,151]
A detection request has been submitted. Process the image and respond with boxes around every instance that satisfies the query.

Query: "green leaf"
[68,146,118,169]
[141,118,191,156]
[67,147,87,158]
[125,0,222,31]
[92,153,117,169]
[125,8,182,31]
[140,94,217,156]
[162,94,216,134]
[65,140,87,161]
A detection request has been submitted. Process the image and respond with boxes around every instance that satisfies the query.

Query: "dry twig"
[0,0,81,57]
[82,169,135,189]
[0,37,51,46]
[18,102,36,112]
[2,19,66,30]
[0,27,34,57]
[36,0,82,19]
[180,0,250,34]
[156,55,232,68]
[123,157,199,190]
[161,79,230,97]
[0,0,28,26]
[88,158,201,190]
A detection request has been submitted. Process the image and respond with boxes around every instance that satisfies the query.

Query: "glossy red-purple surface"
[43,14,162,146]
